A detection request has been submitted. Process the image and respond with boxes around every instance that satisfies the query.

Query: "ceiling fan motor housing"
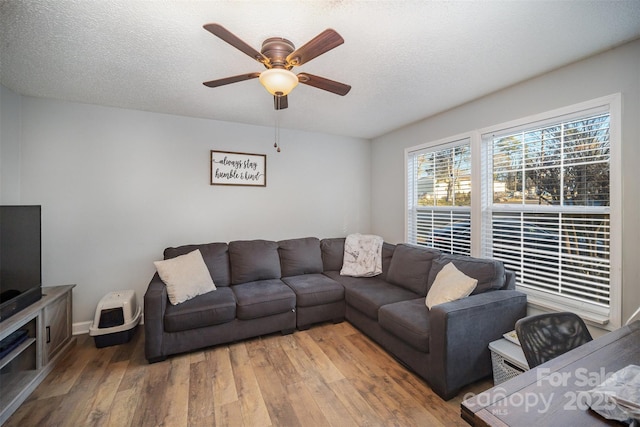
[261,38,295,69]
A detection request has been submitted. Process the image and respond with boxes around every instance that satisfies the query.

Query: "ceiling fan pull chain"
[274,110,281,152]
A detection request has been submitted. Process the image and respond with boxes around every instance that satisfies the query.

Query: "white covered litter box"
[89,290,141,348]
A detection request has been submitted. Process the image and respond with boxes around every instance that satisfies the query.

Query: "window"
[406,138,471,255]
[406,95,621,327]
[486,107,616,324]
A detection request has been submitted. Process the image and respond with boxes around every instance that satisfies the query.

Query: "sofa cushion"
[320,238,345,271]
[163,287,236,332]
[337,275,420,320]
[154,249,217,305]
[278,237,324,277]
[322,270,343,282]
[229,240,281,285]
[379,298,430,353]
[379,242,396,280]
[232,279,296,320]
[386,244,440,296]
[282,274,344,307]
[164,242,231,286]
[425,262,477,309]
[427,254,505,295]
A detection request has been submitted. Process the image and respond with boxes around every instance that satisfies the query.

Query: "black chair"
[515,312,593,368]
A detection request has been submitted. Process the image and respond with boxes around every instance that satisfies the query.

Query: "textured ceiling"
[2,1,640,139]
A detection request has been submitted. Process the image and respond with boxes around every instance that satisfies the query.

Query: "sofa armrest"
[144,272,168,362]
[428,289,527,399]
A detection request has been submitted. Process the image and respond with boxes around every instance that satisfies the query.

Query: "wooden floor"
[5,321,492,427]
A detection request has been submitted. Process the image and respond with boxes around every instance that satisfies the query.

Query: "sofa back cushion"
[229,240,281,285]
[320,238,345,271]
[278,237,323,277]
[427,254,505,295]
[164,242,231,286]
[379,242,396,281]
[386,244,440,295]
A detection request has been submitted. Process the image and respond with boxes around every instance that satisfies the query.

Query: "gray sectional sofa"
[144,236,527,400]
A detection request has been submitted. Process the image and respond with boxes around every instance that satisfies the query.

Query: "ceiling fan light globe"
[259,69,298,96]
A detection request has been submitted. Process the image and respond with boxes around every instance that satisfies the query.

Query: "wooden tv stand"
[0,285,75,425]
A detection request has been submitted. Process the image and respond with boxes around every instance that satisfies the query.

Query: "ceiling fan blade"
[203,23,269,65]
[286,29,344,66]
[297,73,351,96]
[203,72,260,88]
[274,95,288,110]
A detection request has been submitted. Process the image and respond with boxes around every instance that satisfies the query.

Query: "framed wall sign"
[210,150,266,187]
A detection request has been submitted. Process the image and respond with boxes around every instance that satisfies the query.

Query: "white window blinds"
[407,139,471,255]
[488,112,611,309]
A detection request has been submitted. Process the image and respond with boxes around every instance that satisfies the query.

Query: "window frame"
[480,94,621,329]
[405,94,622,329]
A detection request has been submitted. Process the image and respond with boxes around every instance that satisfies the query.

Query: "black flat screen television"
[0,205,43,322]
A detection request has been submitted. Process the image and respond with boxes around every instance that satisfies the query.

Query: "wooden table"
[461,320,640,426]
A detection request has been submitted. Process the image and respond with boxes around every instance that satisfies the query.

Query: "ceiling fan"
[202,23,351,110]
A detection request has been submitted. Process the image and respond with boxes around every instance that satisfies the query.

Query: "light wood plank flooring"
[5,321,492,426]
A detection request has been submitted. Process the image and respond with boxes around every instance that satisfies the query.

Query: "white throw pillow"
[154,249,216,305]
[425,262,477,309]
[340,233,383,277]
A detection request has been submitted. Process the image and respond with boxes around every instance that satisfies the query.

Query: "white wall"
[3,94,371,325]
[5,39,639,331]
[1,85,22,203]
[371,39,640,326]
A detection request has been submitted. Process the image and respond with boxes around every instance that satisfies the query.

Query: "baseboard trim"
[73,321,92,335]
